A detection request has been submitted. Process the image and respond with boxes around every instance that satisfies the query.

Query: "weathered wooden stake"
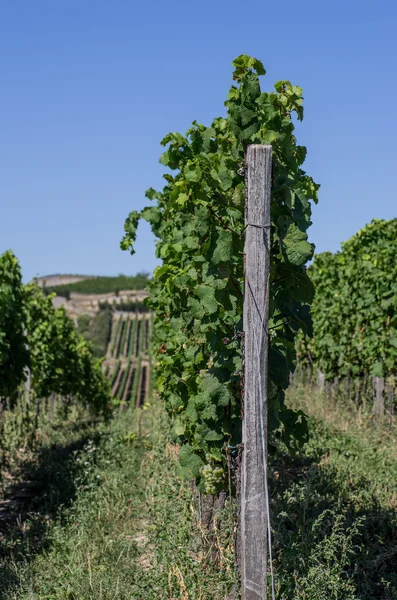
[241,144,272,600]
[317,370,325,390]
[354,378,361,407]
[307,363,313,385]
[374,376,385,419]
[24,366,31,405]
[49,392,56,423]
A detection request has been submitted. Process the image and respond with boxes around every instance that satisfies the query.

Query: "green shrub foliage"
[77,308,113,358]
[0,251,111,415]
[25,283,111,414]
[0,251,29,405]
[122,55,319,488]
[304,219,397,380]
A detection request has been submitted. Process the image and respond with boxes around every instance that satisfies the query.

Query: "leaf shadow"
[0,422,101,599]
[271,447,397,599]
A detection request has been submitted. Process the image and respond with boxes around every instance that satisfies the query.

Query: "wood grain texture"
[241,145,272,600]
[374,376,385,418]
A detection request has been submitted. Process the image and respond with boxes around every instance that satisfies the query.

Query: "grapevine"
[0,251,29,405]
[0,251,111,416]
[122,55,319,490]
[302,219,397,380]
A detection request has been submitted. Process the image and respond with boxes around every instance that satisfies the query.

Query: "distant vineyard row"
[103,313,152,409]
[108,313,150,359]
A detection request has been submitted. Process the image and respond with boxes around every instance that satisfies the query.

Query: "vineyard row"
[108,313,150,359]
[103,312,152,408]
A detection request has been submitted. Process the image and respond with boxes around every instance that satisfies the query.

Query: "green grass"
[2,382,397,599]
[271,383,397,599]
[44,274,150,297]
[1,401,236,600]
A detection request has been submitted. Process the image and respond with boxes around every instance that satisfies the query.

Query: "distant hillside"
[43,274,150,297]
[35,274,93,288]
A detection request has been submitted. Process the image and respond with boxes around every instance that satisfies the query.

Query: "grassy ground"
[2,385,397,599]
[0,400,236,600]
[272,383,397,599]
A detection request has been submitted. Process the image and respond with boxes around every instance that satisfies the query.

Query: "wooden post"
[307,363,313,386]
[241,144,272,600]
[362,374,368,413]
[345,376,350,402]
[374,376,385,419]
[49,392,55,423]
[354,378,361,407]
[317,371,325,390]
[24,366,31,405]
[387,385,393,429]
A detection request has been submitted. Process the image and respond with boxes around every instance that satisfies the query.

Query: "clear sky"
[1,0,396,282]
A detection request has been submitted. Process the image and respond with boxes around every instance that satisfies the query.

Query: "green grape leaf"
[193,284,218,314]
[211,230,234,265]
[177,444,203,479]
[280,223,314,266]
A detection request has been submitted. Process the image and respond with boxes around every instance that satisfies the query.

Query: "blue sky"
[1,0,396,282]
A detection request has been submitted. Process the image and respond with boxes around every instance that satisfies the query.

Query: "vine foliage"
[0,250,111,415]
[0,251,29,404]
[300,219,397,381]
[122,55,319,489]
[25,283,110,413]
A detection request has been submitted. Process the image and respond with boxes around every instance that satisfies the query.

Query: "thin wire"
[244,223,271,231]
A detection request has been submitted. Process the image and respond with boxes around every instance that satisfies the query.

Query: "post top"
[247,144,272,150]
